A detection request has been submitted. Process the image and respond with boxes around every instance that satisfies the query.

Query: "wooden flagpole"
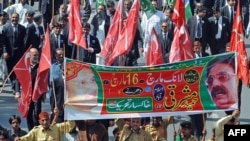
[0,69,13,94]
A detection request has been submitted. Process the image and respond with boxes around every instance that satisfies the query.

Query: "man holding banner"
[205,56,237,109]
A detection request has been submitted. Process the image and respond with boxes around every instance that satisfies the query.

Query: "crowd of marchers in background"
[0,0,249,141]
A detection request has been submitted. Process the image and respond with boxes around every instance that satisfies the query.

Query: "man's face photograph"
[206,63,237,109]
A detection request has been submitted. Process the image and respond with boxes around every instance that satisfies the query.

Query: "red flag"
[146,28,164,66]
[169,25,194,63]
[105,0,140,66]
[13,46,32,118]
[69,0,87,49]
[32,27,51,101]
[169,0,193,63]
[101,0,124,62]
[169,25,193,63]
[229,1,249,85]
[172,0,185,27]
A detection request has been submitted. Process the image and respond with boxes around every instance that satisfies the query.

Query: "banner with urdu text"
[64,53,237,120]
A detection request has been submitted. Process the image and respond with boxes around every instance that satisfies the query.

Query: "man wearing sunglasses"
[206,57,237,109]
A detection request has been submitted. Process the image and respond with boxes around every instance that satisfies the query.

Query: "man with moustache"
[205,57,237,109]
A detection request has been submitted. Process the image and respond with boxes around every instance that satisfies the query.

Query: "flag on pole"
[185,0,192,22]
[169,0,193,63]
[146,28,164,66]
[229,1,249,85]
[172,0,185,27]
[101,0,124,64]
[13,46,32,118]
[69,0,87,49]
[105,0,140,66]
[32,26,51,101]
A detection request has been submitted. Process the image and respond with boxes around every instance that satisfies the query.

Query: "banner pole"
[0,69,13,94]
[52,78,57,109]
[52,0,54,18]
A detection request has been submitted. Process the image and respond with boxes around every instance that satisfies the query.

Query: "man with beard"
[90,4,110,65]
[144,116,173,141]
[49,4,68,30]
[205,56,237,109]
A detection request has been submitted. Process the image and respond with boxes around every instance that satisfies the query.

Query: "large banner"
[65,53,237,120]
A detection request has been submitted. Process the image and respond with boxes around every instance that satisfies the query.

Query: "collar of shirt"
[130,129,141,134]
[10,128,21,136]
[12,23,17,27]
[162,32,168,36]
[33,22,39,28]
[196,15,201,20]
[54,33,60,38]
[42,125,53,132]
[30,63,38,68]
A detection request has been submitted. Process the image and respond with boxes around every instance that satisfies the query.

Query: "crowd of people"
[0,0,249,140]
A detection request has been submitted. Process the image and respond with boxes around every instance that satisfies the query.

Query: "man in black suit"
[2,13,26,95]
[24,13,44,53]
[50,23,67,61]
[74,22,101,64]
[193,40,209,58]
[220,0,236,28]
[208,7,231,55]
[159,20,173,63]
[187,6,208,53]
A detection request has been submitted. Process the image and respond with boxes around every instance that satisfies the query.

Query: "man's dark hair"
[82,22,91,29]
[112,127,119,135]
[164,7,174,13]
[53,22,62,28]
[25,10,35,17]
[107,0,115,7]
[8,115,21,124]
[206,57,235,77]
[33,14,42,22]
[212,6,220,13]
[196,6,207,13]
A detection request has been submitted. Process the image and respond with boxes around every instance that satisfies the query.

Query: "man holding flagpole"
[15,48,44,131]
